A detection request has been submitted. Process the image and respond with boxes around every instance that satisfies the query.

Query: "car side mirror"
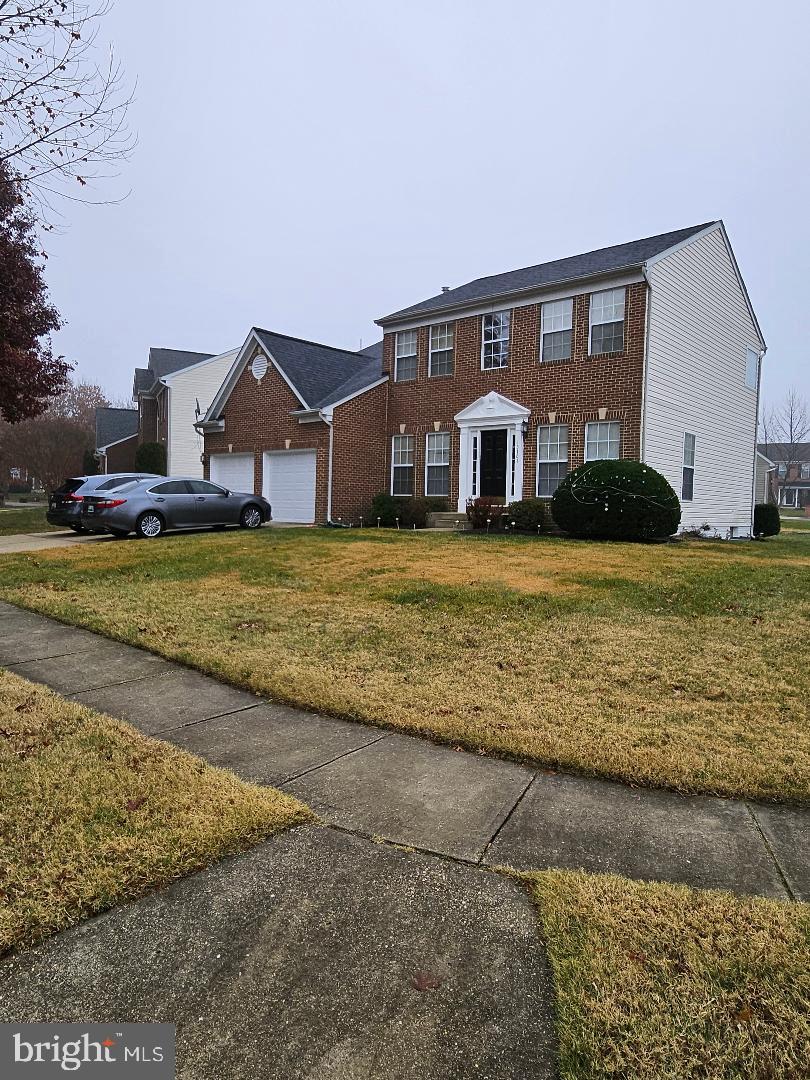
[222,489,230,496]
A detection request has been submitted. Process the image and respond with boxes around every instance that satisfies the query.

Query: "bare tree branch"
[0,1,134,213]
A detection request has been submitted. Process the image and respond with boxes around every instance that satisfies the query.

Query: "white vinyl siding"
[643,227,763,533]
[425,432,451,496]
[540,299,573,361]
[165,350,238,477]
[585,421,620,461]
[429,323,454,377]
[481,311,510,369]
[536,424,568,497]
[395,330,418,382]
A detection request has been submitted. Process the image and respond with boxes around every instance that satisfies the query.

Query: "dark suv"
[47,473,159,532]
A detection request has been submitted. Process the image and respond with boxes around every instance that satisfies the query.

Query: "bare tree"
[0,1,133,210]
[759,387,810,503]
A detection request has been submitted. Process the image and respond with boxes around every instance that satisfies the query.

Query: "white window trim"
[535,424,569,498]
[682,432,696,502]
[424,431,451,497]
[480,311,510,371]
[390,434,415,497]
[428,323,454,378]
[588,287,626,355]
[745,347,759,391]
[540,298,573,363]
[584,420,621,462]
[394,330,418,383]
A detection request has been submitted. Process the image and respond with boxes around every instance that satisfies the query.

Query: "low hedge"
[552,459,680,541]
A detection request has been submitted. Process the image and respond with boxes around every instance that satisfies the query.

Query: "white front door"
[209,453,255,493]
[263,450,317,523]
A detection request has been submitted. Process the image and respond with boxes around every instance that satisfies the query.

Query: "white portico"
[454,391,531,513]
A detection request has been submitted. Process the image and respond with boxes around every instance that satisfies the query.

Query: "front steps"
[425,511,471,531]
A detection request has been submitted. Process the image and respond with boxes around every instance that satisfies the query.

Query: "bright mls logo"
[0,1023,175,1077]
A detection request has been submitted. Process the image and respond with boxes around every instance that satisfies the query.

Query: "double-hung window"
[429,323,454,377]
[682,433,696,501]
[391,435,415,495]
[394,330,418,382]
[589,287,625,355]
[482,311,510,369]
[536,425,569,497]
[585,421,620,461]
[801,463,810,480]
[425,432,451,496]
[540,298,573,361]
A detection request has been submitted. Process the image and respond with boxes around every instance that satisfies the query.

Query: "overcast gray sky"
[45,0,809,407]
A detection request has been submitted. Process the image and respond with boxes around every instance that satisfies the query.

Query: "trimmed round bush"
[754,502,781,537]
[506,498,548,533]
[552,459,680,541]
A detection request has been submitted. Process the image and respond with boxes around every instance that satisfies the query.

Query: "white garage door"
[263,450,317,523]
[209,453,255,493]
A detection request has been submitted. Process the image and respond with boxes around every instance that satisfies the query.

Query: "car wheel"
[135,511,164,539]
[240,504,263,529]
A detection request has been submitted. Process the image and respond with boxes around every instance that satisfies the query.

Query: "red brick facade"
[202,282,647,523]
[382,281,646,509]
[102,434,138,472]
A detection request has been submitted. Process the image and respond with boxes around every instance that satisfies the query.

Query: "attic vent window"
[251,353,269,382]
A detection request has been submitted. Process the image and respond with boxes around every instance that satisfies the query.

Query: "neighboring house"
[758,442,810,508]
[95,407,139,472]
[197,221,765,533]
[754,450,779,505]
[133,347,237,478]
[197,332,385,522]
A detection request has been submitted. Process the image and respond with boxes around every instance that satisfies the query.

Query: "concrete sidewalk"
[1,599,806,900]
[0,828,557,1079]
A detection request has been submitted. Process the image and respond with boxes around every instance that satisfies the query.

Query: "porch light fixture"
[521,420,529,440]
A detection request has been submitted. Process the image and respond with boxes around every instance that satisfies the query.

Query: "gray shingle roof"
[377,222,717,324]
[358,340,383,360]
[96,407,139,450]
[253,329,383,411]
[133,348,216,398]
[147,347,214,379]
[758,443,810,463]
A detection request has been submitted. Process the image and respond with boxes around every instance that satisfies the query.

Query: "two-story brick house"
[198,221,765,534]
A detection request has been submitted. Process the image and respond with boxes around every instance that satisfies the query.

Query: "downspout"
[320,409,334,523]
[640,264,653,462]
[751,345,767,534]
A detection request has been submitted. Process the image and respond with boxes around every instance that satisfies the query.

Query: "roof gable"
[96,407,138,450]
[378,222,717,325]
[204,328,385,422]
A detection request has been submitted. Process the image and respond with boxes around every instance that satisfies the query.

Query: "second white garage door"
[263,450,317,523]
[209,453,255,493]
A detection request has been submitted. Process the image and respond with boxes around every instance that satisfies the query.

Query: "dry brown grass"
[0,669,311,955]
[1,527,808,802]
[528,869,810,1080]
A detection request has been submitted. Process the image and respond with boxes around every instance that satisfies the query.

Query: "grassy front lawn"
[0,506,57,536]
[781,516,810,531]
[0,669,311,955]
[528,870,810,1080]
[0,528,808,802]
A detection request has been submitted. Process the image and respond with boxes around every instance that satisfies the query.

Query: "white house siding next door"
[263,450,317,523]
[210,453,255,493]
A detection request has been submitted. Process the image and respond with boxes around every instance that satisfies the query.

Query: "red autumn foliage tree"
[0,159,70,422]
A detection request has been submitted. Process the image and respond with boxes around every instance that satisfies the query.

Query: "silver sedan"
[80,477,272,539]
